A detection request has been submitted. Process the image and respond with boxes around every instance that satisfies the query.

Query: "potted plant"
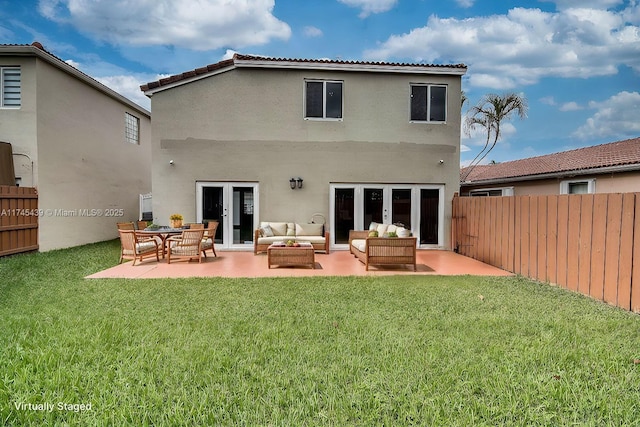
[169,213,183,228]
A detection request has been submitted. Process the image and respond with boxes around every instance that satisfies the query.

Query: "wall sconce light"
[290,177,304,189]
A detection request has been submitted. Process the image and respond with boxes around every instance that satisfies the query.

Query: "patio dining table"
[137,227,184,258]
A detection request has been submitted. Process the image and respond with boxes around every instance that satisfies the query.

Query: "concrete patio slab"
[86,250,513,279]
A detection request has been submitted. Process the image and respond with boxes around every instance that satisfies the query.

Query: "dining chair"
[166,228,206,264]
[118,230,160,265]
[117,222,135,230]
[137,220,149,230]
[202,221,218,257]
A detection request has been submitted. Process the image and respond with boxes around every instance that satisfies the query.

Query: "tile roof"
[141,53,467,92]
[461,137,640,183]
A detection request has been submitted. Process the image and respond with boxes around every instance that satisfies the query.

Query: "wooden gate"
[0,185,39,256]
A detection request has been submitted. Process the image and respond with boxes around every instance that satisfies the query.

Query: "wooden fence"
[452,193,640,313]
[0,185,39,256]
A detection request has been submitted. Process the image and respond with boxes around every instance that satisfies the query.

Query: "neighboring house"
[141,54,466,251]
[0,42,151,251]
[460,137,640,197]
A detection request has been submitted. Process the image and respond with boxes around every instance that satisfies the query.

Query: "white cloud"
[456,0,474,8]
[364,6,640,89]
[38,0,291,50]
[337,0,398,18]
[303,26,323,37]
[540,96,557,105]
[559,101,583,111]
[95,74,156,110]
[573,91,640,139]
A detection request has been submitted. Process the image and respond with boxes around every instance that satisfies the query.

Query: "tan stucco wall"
[33,58,152,251]
[3,57,152,251]
[0,56,38,186]
[150,67,462,249]
[462,170,640,196]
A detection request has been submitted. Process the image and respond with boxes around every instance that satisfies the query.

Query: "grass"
[1,241,639,426]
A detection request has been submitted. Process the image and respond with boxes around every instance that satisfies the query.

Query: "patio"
[86,250,512,279]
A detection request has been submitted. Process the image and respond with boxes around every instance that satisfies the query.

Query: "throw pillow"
[261,225,274,237]
[397,227,410,237]
[368,230,378,237]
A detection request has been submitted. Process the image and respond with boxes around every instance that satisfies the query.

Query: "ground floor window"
[330,183,444,250]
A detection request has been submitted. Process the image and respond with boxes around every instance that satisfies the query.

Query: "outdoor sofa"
[349,222,417,271]
[254,221,330,254]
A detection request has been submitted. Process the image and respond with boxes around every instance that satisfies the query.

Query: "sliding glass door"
[196,182,259,250]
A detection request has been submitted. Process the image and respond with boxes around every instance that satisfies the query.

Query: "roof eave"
[233,58,467,75]
[0,45,150,117]
[142,58,467,96]
[460,163,640,186]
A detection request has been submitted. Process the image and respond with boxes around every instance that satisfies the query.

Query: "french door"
[196,182,259,250]
[330,184,443,250]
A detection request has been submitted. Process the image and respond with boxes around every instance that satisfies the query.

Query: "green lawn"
[1,240,639,426]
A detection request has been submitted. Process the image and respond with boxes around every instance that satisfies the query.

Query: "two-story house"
[0,42,151,251]
[141,54,466,251]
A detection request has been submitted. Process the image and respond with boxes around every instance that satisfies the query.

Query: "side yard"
[1,241,639,425]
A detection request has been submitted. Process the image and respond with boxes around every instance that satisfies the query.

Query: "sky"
[1,0,639,165]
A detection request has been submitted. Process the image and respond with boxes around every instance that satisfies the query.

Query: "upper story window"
[125,112,140,145]
[410,84,446,122]
[1,67,21,108]
[560,179,595,194]
[305,80,343,120]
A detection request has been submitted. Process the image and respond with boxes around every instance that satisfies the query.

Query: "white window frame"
[560,178,595,194]
[409,83,447,123]
[469,187,514,197]
[125,112,140,145]
[304,79,344,121]
[1,67,21,108]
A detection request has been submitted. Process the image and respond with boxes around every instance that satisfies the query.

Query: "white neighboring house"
[0,42,151,251]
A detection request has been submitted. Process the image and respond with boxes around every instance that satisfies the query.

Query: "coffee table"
[267,242,315,269]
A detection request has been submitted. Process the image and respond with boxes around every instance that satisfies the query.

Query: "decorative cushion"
[387,224,398,234]
[369,222,379,231]
[296,236,326,244]
[295,223,324,237]
[397,227,410,237]
[376,223,388,236]
[135,241,157,254]
[351,239,367,252]
[268,222,289,236]
[260,224,274,237]
[368,231,378,237]
[286,227,296,236]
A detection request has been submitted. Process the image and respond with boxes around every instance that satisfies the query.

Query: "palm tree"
[461,93,528,182]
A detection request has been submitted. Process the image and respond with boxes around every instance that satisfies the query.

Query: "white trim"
[469,186,514,197]
[234,58,467,75]
[329,183,445,251]
[560,178,596,194]
[195,181,259,250]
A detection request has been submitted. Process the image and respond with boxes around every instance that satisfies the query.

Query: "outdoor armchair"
[202,221,218,257]
[118,230,160,265]
[166,228,206,264]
